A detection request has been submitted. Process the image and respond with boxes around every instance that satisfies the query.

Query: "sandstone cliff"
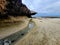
[0,0,36,19]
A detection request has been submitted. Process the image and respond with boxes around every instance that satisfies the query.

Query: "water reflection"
[29,22,35,29]
[0,21,35,45]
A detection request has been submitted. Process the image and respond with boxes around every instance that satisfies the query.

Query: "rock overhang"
[0,0,37,19]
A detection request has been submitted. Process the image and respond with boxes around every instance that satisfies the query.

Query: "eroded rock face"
[0,0,7,14]
[0,0,9,19]
[0,0,36,19]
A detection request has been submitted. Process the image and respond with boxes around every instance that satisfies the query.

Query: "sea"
[32,13,60,18]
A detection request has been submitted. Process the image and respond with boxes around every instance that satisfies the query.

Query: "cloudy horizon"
[22,0,60,16]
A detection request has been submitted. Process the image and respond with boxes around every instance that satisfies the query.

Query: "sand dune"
[15,18,60,45]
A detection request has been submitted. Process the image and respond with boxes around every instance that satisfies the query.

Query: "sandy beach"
[15,18,60,45]
[0,16,30,39]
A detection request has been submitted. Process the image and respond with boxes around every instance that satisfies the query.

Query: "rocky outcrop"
[0,0,7,14]
[0,0,37,19]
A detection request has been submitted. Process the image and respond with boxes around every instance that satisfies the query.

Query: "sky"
[22,0,60,16]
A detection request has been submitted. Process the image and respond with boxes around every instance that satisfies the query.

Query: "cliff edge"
[0,0,37,19]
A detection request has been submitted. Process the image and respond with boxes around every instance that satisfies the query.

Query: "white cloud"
[41,1,60,13]
[22,0,60,14]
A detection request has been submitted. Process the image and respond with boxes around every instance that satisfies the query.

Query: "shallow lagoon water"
[0,21,35,45]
